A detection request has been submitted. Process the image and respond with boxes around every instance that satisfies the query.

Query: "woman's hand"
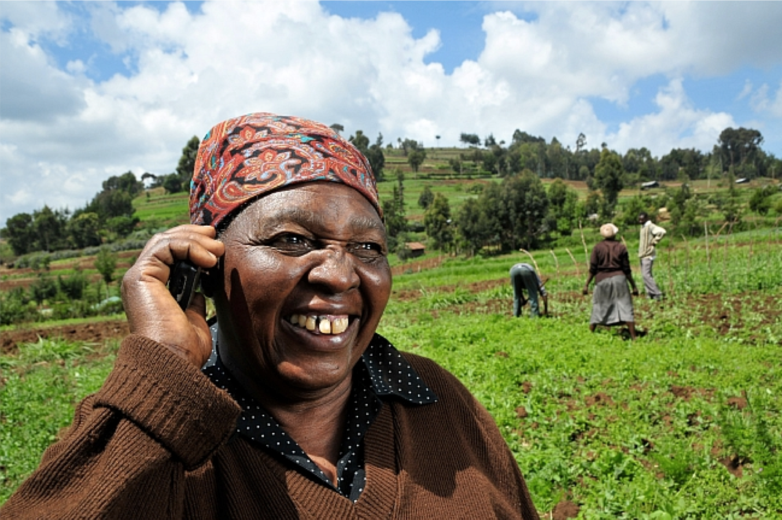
[121,225,225,368]
[631,288,639,297]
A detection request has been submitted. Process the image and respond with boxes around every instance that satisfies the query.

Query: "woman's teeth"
[289,314,349,335]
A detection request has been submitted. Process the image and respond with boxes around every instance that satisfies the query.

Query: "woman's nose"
[307,247,360,293]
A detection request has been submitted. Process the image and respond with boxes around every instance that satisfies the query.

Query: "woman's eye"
[352,242,385,258]
[271,234,314,253]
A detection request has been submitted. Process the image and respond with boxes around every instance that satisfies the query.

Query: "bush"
[749,186,776,215]
[29,274,57,305]
[58,270,88,300]
[0,288,36,325]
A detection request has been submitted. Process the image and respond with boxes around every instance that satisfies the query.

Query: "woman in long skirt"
[583,223,640,339]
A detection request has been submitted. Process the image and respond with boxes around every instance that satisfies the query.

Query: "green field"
[2,224,781,517]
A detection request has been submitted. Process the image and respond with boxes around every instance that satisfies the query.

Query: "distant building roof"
[735,178,749,184]
[641,181,660,189]
[405,242,426,251]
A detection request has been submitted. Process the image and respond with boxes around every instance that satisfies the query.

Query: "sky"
[1,1,782,226]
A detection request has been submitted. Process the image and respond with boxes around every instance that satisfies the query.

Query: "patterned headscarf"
[190,113,380,228]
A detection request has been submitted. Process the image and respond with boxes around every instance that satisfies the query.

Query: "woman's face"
[214,182,391,401]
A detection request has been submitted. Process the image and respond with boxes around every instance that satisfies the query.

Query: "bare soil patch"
[550,500,580,520]
[1,320,129,355]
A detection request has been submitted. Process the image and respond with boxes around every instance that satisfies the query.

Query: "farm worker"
[583,223,640,340]
[638,211,667,301]
[2,113,539,520]
[510,262,548,318]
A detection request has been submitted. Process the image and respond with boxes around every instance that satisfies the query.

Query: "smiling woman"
[1,113,540,519]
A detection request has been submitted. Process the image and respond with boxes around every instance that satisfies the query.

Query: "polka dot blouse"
[202,326,437,503]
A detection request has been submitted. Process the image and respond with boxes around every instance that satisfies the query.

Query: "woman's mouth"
[288,314,350,335]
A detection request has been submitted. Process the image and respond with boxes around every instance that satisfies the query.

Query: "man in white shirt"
[638,212,666,300]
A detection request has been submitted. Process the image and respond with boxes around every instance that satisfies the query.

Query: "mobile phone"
[168,261,201,311]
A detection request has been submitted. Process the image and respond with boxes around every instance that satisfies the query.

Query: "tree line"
[450,127,778,183]
[0,134,207,258]
[2,125,779,260]
[1,171,144,257]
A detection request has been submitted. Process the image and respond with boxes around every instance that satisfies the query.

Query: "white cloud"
[0,29,88,121]
[0,0,72,42]
[610,79,735,155]
[1,0,782,225]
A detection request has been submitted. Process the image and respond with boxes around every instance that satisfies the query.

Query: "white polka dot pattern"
[202,327,437,502]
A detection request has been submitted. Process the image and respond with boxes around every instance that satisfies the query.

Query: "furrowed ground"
[1,228,781,519]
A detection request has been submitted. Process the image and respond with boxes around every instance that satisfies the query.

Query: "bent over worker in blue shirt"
[510,263,548,318]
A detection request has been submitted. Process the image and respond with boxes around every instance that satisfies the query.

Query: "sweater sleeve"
[650,222,666,244]
[1,335,241,520]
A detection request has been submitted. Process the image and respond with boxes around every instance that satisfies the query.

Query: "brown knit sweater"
[589,239,633,284]
[2,335,539,519]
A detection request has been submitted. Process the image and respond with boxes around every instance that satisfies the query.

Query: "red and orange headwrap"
[189,112,380,228]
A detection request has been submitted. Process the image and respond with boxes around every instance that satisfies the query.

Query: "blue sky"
[1,1,781,225]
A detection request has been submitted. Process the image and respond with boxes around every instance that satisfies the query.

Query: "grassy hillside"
[2,225,781,516]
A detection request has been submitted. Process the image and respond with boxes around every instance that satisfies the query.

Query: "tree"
[381,171,407,251]
[593,148,625,211]
[575,133,587,153]
[457,171,548,253]
[408,148,427,173]
[103,171,143,197]
[1,212,35,256]
[547,178,578,235]
[718,127,763,176]
[456,198,488,256]
[329,123,344,134]
[365,140,386,181]
[162,173,184,194]
[497,171,550,250]
[424,193,453,251]
[32,205,68,252]
[349,130,370,151]
[623,147,657,181]
[546,138,567,178]
[511,142,546,176]
[460,133,480,146]
[584,191,603,217]
[399,138,420,156]
[176,136,201,182]
[141,172,157,186]
[95,247,118,300]
[482,151,498,174]
[68,212,102,249]
[82,186,135,223]
[511,130,545,145]
[418,185,434,209]
[351,131,385,181]
[107,215,140,238]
